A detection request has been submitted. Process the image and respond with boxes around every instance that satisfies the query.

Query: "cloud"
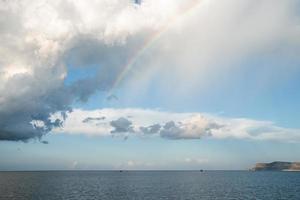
[0,0,184,141]
[159,117,222,140]
[134,0,142,5]
[122,0,300,102]
[140,124,161,134]
[114,157,209,170]
[110,117,134,134]
[41,140,49,144]
[82,117,106,123]
[115,160,156,170]
[183,157,207,165]
[55,108,300,143]
[1,0,299,142]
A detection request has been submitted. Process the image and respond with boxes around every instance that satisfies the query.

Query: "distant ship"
[200,169,204,172]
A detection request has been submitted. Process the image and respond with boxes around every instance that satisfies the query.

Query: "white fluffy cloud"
[54,108,300,142]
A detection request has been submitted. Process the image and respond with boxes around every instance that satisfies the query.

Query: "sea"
[0,171,299,200]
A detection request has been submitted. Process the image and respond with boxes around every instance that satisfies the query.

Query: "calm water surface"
[0,171,299,200]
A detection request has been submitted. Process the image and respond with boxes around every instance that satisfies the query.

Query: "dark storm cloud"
[0,73,73,141]
[0,41,131,141]
[0,10,140,142]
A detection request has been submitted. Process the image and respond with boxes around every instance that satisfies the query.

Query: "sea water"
[0,171,299,200]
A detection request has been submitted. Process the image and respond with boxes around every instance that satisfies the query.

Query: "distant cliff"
[252,161,300,171]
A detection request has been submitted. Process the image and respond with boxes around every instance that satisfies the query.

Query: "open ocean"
[0,171,299,200]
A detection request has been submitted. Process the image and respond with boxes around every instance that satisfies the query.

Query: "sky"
[1,0,300,170]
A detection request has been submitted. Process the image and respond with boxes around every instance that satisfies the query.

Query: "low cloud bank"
[54,108,300,142]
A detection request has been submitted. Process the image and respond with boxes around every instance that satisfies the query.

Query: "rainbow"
[108,0,202,95]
